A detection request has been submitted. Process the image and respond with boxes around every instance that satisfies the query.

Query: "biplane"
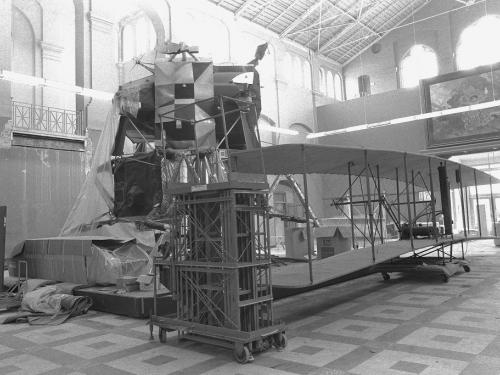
[231,143,499,297]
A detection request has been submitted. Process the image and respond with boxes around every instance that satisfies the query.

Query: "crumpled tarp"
[1,285,93,326]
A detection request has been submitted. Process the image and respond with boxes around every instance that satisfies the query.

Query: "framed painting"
[423,62,500,148]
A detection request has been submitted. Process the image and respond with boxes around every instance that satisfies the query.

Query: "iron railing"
[11,101,84,137]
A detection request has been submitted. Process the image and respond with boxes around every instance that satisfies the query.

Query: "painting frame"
[423,62,500,148]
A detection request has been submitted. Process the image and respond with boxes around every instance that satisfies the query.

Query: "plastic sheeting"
[60,102,119,236]
[87,240,152,285]
[59,101,155,247]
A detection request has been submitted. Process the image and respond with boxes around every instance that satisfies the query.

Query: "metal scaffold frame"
[149,95,285,363]
[328,152,473,282]
[151,189,285,363]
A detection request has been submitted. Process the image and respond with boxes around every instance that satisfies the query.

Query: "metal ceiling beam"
[251,0,278,20]
[234,0,258,17]
[280,0,324,37]
[266,0,302,29]
[326,0,379,36]
[318,1,380,53]
[338,0,431,65]
[287,14,345,37]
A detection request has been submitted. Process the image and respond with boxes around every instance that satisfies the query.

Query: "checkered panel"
[155,60,216,150]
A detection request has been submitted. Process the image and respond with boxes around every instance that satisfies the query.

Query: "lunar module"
[112,43,285,363]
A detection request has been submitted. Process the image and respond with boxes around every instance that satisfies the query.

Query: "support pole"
[412,170,417,220]
[474,169,482,237]
[303,172,314,284]
[376,165,384,244]
[490,176,497,237]
[458,166,468,239]
[218,96,233,178]
[404,154,414,251]
[364,150,376,262]
[348,162,356,249]
[396,168,401,226]
[465,186,471,234]
[428,158,438,242]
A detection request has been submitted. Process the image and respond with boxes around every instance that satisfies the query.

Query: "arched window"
[326,71,334,98]
[456,15,500,70]
[120,12,156,61]
[319,67,327,94]
[303,60,311,89]
[400,44,438,88]
[334,73,343,101]
[12,4,43,105]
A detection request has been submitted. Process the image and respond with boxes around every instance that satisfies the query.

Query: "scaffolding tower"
[150,94,285,363]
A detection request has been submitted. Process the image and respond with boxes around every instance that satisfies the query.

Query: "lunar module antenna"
[247,42,268,66]
[159,42,200,62]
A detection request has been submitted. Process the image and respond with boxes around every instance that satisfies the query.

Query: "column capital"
[88,12,114,34]
[40,41,65,62]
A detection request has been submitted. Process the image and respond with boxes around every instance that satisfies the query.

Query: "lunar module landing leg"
[151,188,286,363]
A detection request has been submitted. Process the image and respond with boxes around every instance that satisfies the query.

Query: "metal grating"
[207,0,431,65]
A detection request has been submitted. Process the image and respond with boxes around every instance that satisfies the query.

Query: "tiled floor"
[1,240,500,374]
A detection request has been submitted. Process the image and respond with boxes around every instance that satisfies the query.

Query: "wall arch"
[12,4,42,104]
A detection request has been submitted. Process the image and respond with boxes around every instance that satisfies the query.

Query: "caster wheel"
[442,275,449,283]
[234,345,252,364]
[463,265,470,272]
[274,332,287,350]
[262,337,272,351]
[159,328,166,343]
[382,272,390,281]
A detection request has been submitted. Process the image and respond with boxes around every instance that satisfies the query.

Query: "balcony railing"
[11,101,84,137]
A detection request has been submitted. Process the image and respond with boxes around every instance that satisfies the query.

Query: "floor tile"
[86,314,139,327]
[350,349,468,375]
[286,315,324,330]
[411,285,469,295]
[387,293,452,306]
[398,327,495,354]
[0,354,60,375]
[433,311,500,331]
[458,297,500,313]
[201,362,298,374]
[265,336,358,366]
[107,345,213,375]
[14,323,97,344]
[0,345,13,356]
[314,318,398,340]
[53,333,147,359]
[354,305,427,321]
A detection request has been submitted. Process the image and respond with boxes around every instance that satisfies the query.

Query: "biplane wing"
[231,143,497,187]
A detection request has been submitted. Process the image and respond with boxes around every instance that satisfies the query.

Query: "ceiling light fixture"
[0,70,114,100]
[307,98,500,139]
[258,123,299,135]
